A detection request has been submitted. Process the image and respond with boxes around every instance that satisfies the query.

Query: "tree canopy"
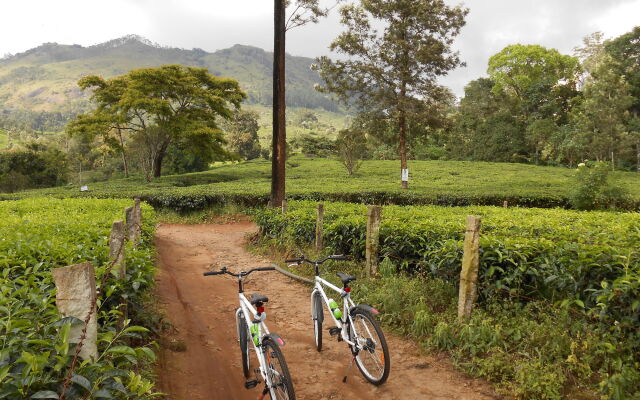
[68,65,245,179]
[317,0,467,188]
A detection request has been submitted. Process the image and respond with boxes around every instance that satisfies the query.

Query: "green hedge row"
[0,198,158,399]
[255,201,640,333]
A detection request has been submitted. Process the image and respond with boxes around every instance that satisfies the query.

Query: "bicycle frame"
[205,267,287,399]
[234,279,283,398]
[312,276,359,346]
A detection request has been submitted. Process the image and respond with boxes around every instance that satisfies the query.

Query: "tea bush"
[0,198,159,399]
[4,158,639,211]
[255,201,640,398]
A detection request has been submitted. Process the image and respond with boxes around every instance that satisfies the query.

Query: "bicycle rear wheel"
[348,309,390,385]
[237,310,251,378]
[263,337,296,400]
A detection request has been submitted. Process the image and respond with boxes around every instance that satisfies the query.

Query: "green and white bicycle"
[285,255,390,385]
[203,266,295,400]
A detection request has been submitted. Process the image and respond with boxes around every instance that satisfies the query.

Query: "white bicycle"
[285,255,390,385]
[203,266,296,400]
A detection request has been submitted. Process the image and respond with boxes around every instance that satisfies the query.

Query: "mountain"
[0,35,339,114]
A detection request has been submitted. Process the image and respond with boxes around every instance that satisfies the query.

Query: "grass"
[8,157,639,209]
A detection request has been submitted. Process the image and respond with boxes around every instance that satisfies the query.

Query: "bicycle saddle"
[249,294,269,305]
[336,273,357,285]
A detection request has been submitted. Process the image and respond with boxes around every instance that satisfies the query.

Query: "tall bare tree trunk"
[271,0,286,207]
[116,127,129,178]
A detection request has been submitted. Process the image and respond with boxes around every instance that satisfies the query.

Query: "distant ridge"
[0,35,339,113]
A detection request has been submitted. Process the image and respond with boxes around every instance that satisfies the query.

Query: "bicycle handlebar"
[202,266,276,278]
[285,254,347,265]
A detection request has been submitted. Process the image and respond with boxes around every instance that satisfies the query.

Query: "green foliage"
[256,201,640,332]
[4,158,640,211]
[69,64,246,179]
[222,109,261,160]
[291,134,335,158]
[569,162,630,210]
[335,128,367,175]
[0,198,159,399]
[0,144,68,193]
[487,44,580,100]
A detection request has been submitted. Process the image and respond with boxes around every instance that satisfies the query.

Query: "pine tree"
[316,0,467,189]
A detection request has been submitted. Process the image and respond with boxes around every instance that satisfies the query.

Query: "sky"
[1,0,639,97]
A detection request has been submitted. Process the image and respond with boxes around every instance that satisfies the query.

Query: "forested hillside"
[0,34,338,120]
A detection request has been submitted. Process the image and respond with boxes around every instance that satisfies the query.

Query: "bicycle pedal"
[244,380,258,389]
[328,327,340,336]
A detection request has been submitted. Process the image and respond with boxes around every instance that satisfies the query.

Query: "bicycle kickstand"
[257,386,269,400]
[342,355,357,383]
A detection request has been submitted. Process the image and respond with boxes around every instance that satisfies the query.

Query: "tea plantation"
[4,158,639,211]
[0,198,158,399]
[256,201,640,399]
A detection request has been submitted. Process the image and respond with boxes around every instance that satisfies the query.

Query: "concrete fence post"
[109,221,126,279]
[281,199,288,214]
[365,205,382,277]
[315,203,324,251]
[52,262,98,360]
[457,215,482,321]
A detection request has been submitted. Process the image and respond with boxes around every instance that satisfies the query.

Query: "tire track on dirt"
[156,221,497,400]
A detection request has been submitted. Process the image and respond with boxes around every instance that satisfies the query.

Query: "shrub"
[0,144,68,192]
[569,161,630,210]
[336,128,368,176]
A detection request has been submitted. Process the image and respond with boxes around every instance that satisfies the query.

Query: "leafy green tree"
[487,44,581,161]
[223,109,261,160]
[69,65,245,179]
[571,36,633,167]
[316,0,467,189]
[606,26,640,171]
[449,78,525,162]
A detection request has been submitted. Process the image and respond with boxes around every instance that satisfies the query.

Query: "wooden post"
[281,199,288,214]
[125,204,141,244]
[134,198,142,227]
[503,200,508,208]
[52,262,98,360]
[109,220,128,330]
[315,203,324,251]
[365,205,382,277]
[109,221,126,279]
[458,216,482,321]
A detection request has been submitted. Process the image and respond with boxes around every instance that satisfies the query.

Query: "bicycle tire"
[237,311,251,378]
[312,292,323,352]
[263,337,296,400]
[348,308,390,385]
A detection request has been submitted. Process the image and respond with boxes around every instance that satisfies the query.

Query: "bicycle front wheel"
[263,337,296,400]
[312,291,323,352]
[348,309,390,385]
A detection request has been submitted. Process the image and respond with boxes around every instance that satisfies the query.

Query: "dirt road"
[155,221,497,400]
